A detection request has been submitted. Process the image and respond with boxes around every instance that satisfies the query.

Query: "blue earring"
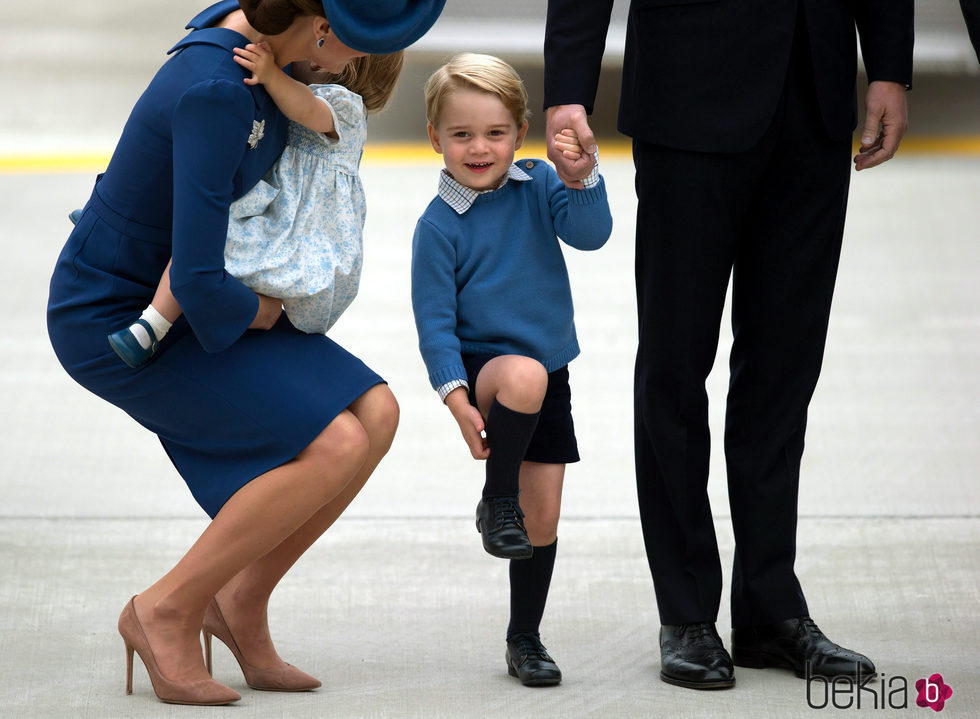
[317,37,325,48]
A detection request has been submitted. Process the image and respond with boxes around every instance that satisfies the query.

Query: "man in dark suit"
[544,0,913,690]
[963,0,980,63]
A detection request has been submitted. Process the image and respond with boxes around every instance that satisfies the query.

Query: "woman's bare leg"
[210,385,399,668]
[131,387,395,684]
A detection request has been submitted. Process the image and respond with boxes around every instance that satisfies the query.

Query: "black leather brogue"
[732,616,875,679]
[659,622,735,689]
[475,496,532,559]
[506,633,562,686]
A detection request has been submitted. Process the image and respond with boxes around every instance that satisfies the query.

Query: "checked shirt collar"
[437,164,533,215]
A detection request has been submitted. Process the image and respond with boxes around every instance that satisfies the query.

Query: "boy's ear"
[427,123,443,154]
[514,120,529,151]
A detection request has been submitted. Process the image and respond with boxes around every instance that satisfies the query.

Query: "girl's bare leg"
[131,385,397,683]
[151,259,182,323]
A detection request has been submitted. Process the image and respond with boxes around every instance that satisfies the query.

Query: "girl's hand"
[445,388,490,460]
[249,293,282,330]
[233,43,279,86]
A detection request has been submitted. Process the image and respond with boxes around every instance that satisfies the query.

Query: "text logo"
[806,663,954,712]
[915,674,953,712]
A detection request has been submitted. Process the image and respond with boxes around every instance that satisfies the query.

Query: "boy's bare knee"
[496,356,548,411]
[524,516,560,547]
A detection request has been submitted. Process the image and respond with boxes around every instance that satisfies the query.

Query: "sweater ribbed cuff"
[428,364,468,392]
[567,175,606,205]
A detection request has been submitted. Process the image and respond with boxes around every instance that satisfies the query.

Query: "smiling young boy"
[410,53,612,686]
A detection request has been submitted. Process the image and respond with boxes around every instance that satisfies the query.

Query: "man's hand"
[854,81,909,171]
[546,104,597,186]
[445,388,490,460]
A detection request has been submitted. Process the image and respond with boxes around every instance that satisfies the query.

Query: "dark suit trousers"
[632,21,852,628]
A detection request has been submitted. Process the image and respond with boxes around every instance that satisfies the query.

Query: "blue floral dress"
[224,84,366,334]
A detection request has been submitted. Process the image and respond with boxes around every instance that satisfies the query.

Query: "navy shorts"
[462,353,580,465]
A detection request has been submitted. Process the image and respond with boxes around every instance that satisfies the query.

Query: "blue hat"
[322,0,446,55]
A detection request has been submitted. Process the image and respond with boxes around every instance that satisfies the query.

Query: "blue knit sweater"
[411,159,613,391]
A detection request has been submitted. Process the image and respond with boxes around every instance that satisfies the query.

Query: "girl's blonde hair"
[316,51,405,114]
[424,53,529,128]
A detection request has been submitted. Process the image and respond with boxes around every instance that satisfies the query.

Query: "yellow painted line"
[3,136,979,174]
[0,152,112,174]
[886,135,980,154]
[360,141,635,164]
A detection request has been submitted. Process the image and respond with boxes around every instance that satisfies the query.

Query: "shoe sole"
[508,663,562,687]
[733,649,870,681]
[733,648,806,677]
[659,671,735,690]
[476,518,532,559]
[107,333,151,368]
[483,544,533,560]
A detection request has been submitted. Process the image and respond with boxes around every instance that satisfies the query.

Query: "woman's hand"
[249,293,282,330]
[445,388,490,460]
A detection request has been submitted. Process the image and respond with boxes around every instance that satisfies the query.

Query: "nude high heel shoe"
[203,597,321,692]
[118,597,241,705]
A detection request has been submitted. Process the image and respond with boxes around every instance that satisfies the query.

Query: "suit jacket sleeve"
[962,0,980,63]
[854,0,915,86]
[543,0,615,112]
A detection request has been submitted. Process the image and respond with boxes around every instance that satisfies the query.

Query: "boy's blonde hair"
[424,53,529,128]
[314,51,406,114]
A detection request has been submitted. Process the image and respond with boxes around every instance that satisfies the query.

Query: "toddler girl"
[106,43,403,366]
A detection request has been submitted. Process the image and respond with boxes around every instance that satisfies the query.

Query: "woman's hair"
[316,52,406,114]
[239,0,325,36]
[424,53,529,128]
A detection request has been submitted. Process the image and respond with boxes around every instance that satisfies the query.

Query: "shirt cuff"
[582,148,601,188]
[437,378,469,403]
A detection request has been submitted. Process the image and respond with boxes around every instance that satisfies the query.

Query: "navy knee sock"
[507,539,557,639]
[482,400,539,499]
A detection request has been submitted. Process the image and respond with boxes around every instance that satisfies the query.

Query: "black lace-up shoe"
[732,616,875,679]
[506,633,562,686]
[475,496,532,559]
[659,622,736,689]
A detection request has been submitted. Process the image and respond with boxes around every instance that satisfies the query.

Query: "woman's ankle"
[136,590,205,631]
